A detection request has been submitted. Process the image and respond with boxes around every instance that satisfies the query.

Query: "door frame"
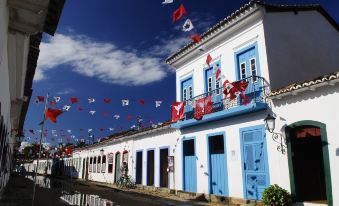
[206,131,229,196]
[135,150,143,185]
[239,124,270,200]
[285,120,333,205]
[159,146,170,188]
[182,136,197,192]
[114,151,121,183]
[146,148,155,186]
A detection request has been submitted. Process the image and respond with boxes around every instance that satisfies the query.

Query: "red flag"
[77,106,83,111]
[70,98,78,104]
[37,96,45,102]
[206,54,212,66]
[190,34,201,43]
[45,108,63,123]
[65,145,73,155]
[216,69,221,80]
[100,128,104,131]
[171,101,185,123]
[172,4,187,22]
[102,112,109,117]
[49,101,57,106]
[138,100,145,105]
[194,96,213,120]
[103,98,111,103]
[127,115,132,121]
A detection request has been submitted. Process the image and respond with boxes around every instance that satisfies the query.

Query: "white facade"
[70,2,338,206]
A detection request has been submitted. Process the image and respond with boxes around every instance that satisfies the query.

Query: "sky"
[23,0,339,146]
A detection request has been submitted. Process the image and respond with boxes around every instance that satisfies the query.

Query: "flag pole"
[32,93,49,206]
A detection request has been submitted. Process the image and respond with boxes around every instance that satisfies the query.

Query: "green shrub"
[262,184,292,206]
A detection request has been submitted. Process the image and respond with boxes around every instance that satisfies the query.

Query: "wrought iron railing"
[181,76,270,120]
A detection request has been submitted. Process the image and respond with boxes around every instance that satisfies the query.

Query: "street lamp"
[264,114,276,133]
[264,114,286,154]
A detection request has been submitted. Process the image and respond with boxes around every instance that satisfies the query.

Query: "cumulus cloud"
[36,33,187,86]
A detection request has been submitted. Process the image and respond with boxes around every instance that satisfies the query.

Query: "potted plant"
[262,184,292,206]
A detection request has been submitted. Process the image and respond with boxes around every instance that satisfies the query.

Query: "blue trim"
[239,124,270,200]
[234,42,261,81]
[146,148,156,186]
[181,136,197,192]
[180,75,193,101]
[203,60,221,93]
[171,102,267,129]
[158,146,170,189]
[135,150,143,185]
[206,131,229,196]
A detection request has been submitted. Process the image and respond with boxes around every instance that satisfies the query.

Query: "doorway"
[286,121,332,205]
[183,138,197,192]
[147,150,154,186]
[114,152,121,183]
[135,151,143,184]
[159,148,169,188]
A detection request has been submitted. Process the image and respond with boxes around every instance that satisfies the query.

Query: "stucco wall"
[263,10,339,90]
[271,84,339,205]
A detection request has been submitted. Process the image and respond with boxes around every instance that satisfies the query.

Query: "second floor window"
[89,157,92,172]
[183,88,187,101]
[250,58,257,82]
[208,77,212,93]
[108,155,113,173]
[189,86,193,99]
[216,80,220,95]
[240,62,246,79]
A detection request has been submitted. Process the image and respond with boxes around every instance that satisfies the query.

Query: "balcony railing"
[180,76,270,122]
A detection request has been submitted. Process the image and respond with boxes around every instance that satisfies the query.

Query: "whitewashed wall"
[271,84,339,206]
[175,18,270,101]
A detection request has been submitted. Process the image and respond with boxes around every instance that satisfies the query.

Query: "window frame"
[240,61,246,80]
[249,57,257,82]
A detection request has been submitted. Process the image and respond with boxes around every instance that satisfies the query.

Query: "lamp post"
[264,114,286,154]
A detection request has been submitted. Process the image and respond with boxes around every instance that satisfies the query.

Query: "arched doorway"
[285,121,332,205]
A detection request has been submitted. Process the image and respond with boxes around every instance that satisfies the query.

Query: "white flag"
[151,124,157,128]
[54,96,61,102]
[130,125,136,129]
[113,114,120,120]
[162,0,173,4]
[88,128,93,133]
[67,130,72,133]
[183,19,194,32]
[89,110,96,115]
[88,98,95,104]
[155,101,162,108]
[122,99,129,106]
[109,128,114,131]
[51,130,56,134]
[70,135,75,138]
[63,105,71,111]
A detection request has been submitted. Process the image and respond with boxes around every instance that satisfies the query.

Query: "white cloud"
[36,33,188,86]
[56,88,75,95]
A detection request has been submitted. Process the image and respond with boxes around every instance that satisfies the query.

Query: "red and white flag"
[172,4,187,22]
[194,96,213,120]
[190,34,201,43]
[171,101,185,123]
[206,54,212,66]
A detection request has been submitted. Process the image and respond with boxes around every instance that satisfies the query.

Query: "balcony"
[171,76,270,129]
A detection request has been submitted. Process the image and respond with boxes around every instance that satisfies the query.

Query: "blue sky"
[23,0,339,145]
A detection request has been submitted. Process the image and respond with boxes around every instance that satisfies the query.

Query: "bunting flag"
[172,4,187,22]
[101,112,109,117]
[89,110,96,115]
[114,115,120,120]
[88,129,93,133]
[103,98,111,104]
[223,80,249,102]
[127,115,132,121]
[88,98,95,104]
[215,69,221,80]
[191,34,201,43]
[62,105,71,111]
[67,130,72,133]
[206,54,212,66]
[138,100,145,105]
[35,96,45,104]
[171,101,185,123]
[70,98,78,104]
[54,97,61,103]
[182,19,194,32]
[65,145,73,155]
[109,128,114,131]
[194,96,213,120]
[77,106,83,111]
[45,108,63,123]
[162,0,173,4]
[122,100,129,106]
[155,101,162,108]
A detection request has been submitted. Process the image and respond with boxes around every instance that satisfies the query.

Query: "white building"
[68,1,339,206]
[0,0,65,190]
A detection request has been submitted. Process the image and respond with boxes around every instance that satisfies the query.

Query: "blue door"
[183,139,197,192]
[241,126,269,200]
[236,45,261,102]
[181,77,194,119]
[208,134,228,195]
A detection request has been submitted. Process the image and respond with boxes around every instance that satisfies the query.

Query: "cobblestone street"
[0,174,210,206]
